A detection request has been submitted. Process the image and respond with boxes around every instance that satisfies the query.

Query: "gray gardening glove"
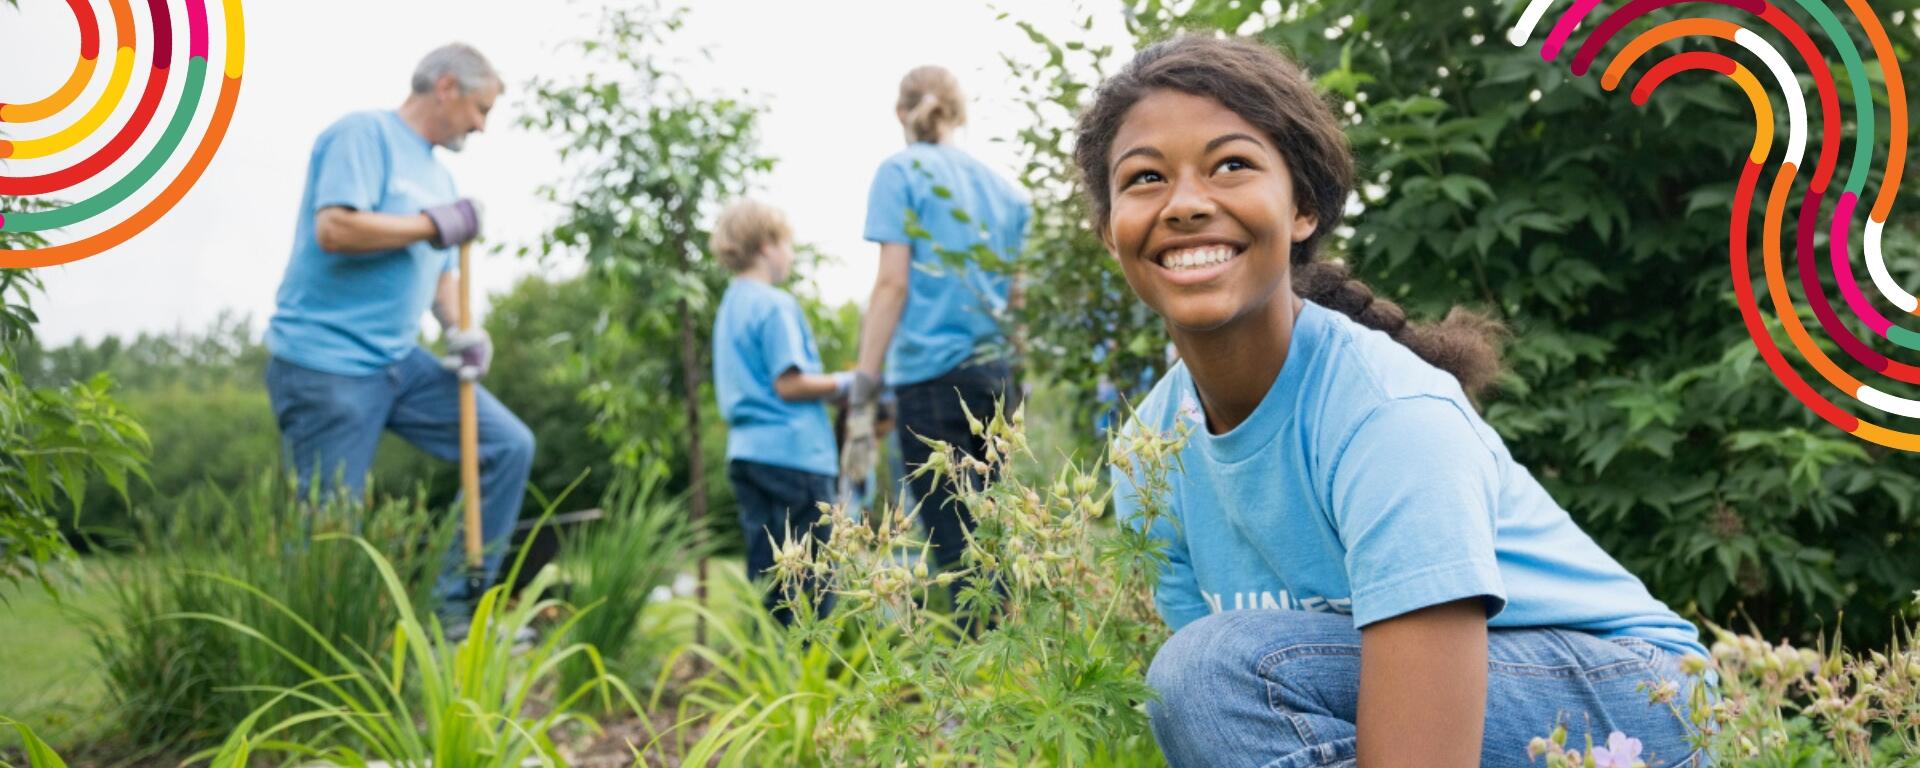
[841,401,877,491]
[847,371,882,408]
[838,371,883,489]
[441,327,493,381]
[424,198,484,248]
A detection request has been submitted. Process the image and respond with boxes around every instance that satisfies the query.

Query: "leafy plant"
[691,401,1184,766]
[0,264,150,590]
[1530,592,1920,767]
[0,717,71,768]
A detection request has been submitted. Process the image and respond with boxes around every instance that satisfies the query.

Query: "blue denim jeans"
[728,459,836,625]
[264,349,535,619]
[1147,611,1702,768]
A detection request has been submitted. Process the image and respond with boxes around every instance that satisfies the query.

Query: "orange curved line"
[1763,162,1865,394]
[1602,18,1740,91]
[1727,66,1772,164]
[1,57,97,124]
[0,78,240,268]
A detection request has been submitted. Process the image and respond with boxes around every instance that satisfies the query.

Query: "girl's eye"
[1217,157,1254,173]
[1125,169,1165,187]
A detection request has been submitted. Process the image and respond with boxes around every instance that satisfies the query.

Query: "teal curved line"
[0,58,208,234]
[1790,0,1872,194]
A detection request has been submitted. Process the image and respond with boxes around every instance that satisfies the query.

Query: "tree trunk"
[676,296,709,648]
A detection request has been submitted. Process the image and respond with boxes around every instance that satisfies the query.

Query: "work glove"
[840,401,877,495]
[847,371,882,408]
[840,372,883,491]
[441,327,493,381]
[424,198,484,249]
[830,371,858,401]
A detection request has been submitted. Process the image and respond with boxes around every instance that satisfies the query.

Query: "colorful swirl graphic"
[0,0,244,268]
[1511,0,1919,451]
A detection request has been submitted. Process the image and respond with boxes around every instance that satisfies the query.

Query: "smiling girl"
[1091,37,1706,767]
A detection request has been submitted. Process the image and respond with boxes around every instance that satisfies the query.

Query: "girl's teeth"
[1164,247,1235,270]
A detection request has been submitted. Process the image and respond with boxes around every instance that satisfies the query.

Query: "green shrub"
[84,474,450,754]
[559,467,707,698]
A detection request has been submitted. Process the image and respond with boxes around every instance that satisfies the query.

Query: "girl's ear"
[1291,208,1320,244]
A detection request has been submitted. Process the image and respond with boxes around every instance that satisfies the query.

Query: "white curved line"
[1858,384,1920,418]
[1733,28,1806,167]
[1864,218,1918,312]
[1510,0,1559,46]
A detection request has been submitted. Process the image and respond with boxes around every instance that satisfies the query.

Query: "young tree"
[521,1,772,626]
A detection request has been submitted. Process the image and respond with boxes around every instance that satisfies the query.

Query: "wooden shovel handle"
[458,243,483,571]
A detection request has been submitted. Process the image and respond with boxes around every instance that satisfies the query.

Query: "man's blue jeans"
[1147,611,1703,768]
[265,348,535,619]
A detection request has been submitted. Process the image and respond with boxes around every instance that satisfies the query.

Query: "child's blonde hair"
[897,66,966,144]
[710,199,791,273]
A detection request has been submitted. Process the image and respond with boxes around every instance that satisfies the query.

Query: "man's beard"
[441,133,468,153]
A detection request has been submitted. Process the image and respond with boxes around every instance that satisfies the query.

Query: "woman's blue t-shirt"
[862,143,1030,387]
[1113,299,1706,658]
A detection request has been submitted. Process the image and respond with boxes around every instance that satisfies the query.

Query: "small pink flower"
[1590,731,1642,768]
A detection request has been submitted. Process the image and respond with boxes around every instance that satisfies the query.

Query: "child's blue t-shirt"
[1113,300,1706,658]
[862,143,1031,387]
[712,278,839,478]
[266,110,459,376]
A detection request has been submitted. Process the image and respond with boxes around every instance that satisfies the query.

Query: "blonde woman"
[848,66,1030,617]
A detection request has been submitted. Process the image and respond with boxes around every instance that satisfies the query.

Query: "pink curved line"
[188,0,207,58]
[1544,0,1608,60]
[1829,192,1892,335]
[1798,191,1893,372]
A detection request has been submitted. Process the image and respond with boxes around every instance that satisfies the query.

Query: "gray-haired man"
[264,43,532,640]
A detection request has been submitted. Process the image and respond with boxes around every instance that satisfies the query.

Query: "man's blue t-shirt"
[1113,300,1706,658]
[266,110,457,376]
[863,143,1030,387]
[712,278,839,478]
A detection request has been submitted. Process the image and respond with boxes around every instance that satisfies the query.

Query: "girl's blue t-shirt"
[1113,300,1706,658]
[712,279,838,478]
[862,143,1030,387]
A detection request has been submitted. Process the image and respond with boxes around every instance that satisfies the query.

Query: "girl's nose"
[1162,178,1216,228]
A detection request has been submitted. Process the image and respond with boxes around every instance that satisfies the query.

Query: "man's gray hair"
[411,43,502,95]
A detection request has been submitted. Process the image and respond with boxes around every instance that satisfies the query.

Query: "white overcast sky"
[0,1,1131,345]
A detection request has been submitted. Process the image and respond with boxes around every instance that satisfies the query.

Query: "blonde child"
[710,199,851,624]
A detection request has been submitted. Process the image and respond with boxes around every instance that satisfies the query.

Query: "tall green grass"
[558,467,706,699]
[634,567,869,767]
[82,473,451,754]
[180,485,641,766]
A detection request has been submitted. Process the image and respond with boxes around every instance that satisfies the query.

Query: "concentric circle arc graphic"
[1510,0,1920,451]
[0,0,244,268]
